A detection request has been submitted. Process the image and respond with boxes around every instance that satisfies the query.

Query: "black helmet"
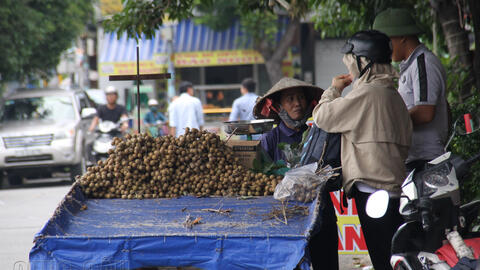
[341,30,392,64]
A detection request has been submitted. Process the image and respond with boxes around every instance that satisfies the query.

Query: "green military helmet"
[372,8,423,37]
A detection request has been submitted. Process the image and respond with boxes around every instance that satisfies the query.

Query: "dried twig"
[201,208,232,215]
[183,215,202,229]
[281,201,288,225]
[315,141,342,176]
[317,142,328,168]
[237,196,255,200]
[261,203,309,224]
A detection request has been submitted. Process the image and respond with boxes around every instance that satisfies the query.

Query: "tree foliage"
[0,0,94,83]
[311,0,479,97]
[103,0,308,84]
[448,91,480,201]
[311,0,432,39]
[104,0,194,40]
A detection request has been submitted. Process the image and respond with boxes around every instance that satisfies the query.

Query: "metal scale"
[223,119,275,140]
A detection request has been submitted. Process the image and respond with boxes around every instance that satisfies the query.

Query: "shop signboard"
[331,191,368,254]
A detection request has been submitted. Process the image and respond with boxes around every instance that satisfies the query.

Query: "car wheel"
[7,174,22,186]
[71,155,87,183]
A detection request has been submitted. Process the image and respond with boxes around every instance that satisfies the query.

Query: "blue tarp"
[29,185,319,270]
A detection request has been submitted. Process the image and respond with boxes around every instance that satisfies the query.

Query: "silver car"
[0,88,97,186]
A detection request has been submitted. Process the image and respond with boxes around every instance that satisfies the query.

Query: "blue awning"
[99,18,290,64]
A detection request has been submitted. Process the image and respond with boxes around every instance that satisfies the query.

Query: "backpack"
[299,125,342,191]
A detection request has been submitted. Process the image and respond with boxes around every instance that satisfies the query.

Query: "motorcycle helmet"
[148,99,159,106]
[340,30,392,77]
[105,85,118,95]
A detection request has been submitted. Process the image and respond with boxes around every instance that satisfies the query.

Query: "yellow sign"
[100,0,123,17]
[99,50,293,76]
[174,50,264,67]
[99,60,165,77]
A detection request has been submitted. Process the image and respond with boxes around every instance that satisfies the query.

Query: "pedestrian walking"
[168,81,204,137]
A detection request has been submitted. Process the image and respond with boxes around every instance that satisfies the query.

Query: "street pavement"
[0,181,71,270]
[0,181,372,270]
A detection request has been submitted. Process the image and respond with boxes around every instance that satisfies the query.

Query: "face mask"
[150,107,158,112]
[277,107,311,129]
[342,54,360,79]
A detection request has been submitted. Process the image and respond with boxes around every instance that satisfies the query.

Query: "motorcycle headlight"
[421,165,451,196]
[422,171,449,188]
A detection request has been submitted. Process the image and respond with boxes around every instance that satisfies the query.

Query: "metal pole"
[166,25,175,102]
[136,46,141,133]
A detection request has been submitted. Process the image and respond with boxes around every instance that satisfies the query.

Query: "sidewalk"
[339,254,373,270]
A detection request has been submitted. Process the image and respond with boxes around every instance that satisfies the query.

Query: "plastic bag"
[273,163,336,203]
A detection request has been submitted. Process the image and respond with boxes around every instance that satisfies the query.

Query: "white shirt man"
[168,81,204,137]
[228,78,258,121]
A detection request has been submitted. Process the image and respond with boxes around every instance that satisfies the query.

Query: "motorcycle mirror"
[366,190,389,218]
[445,113,480,150]
[455,113,480,135]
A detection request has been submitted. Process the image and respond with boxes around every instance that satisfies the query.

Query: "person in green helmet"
[373,8,449,172]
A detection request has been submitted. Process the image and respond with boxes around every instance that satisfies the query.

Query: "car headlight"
[55,129,75,140]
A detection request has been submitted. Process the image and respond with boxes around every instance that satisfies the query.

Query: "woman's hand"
[331,74,353,93]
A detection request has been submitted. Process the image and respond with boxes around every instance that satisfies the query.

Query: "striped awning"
[99,18,289,68]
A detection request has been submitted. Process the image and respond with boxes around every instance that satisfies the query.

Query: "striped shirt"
[398,44,448,162]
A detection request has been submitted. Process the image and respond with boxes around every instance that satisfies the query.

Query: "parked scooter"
[91,118,128,163]
[367,114,480,269]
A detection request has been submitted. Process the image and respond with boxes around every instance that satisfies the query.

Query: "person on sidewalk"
[312,30,412,270]
[229,78,259,122]
[373,8,449,172]
[168,81,204,137]
[253,77,340,270]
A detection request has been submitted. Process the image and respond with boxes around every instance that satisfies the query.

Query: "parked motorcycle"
[367,114,480,270]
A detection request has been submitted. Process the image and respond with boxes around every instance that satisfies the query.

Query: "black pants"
[352,187,403,270]
[406,159,429,173]
[307,191,339,270]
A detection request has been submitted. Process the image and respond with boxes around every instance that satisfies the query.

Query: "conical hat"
[253,77,324,122]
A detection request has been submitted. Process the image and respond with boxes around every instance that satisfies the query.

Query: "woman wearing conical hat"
[253,77,339,270]
[253,77,323,162]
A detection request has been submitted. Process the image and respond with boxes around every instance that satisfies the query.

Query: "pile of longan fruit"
[78,128,282,199]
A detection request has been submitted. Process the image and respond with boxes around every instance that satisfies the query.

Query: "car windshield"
[1,96,75,122]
